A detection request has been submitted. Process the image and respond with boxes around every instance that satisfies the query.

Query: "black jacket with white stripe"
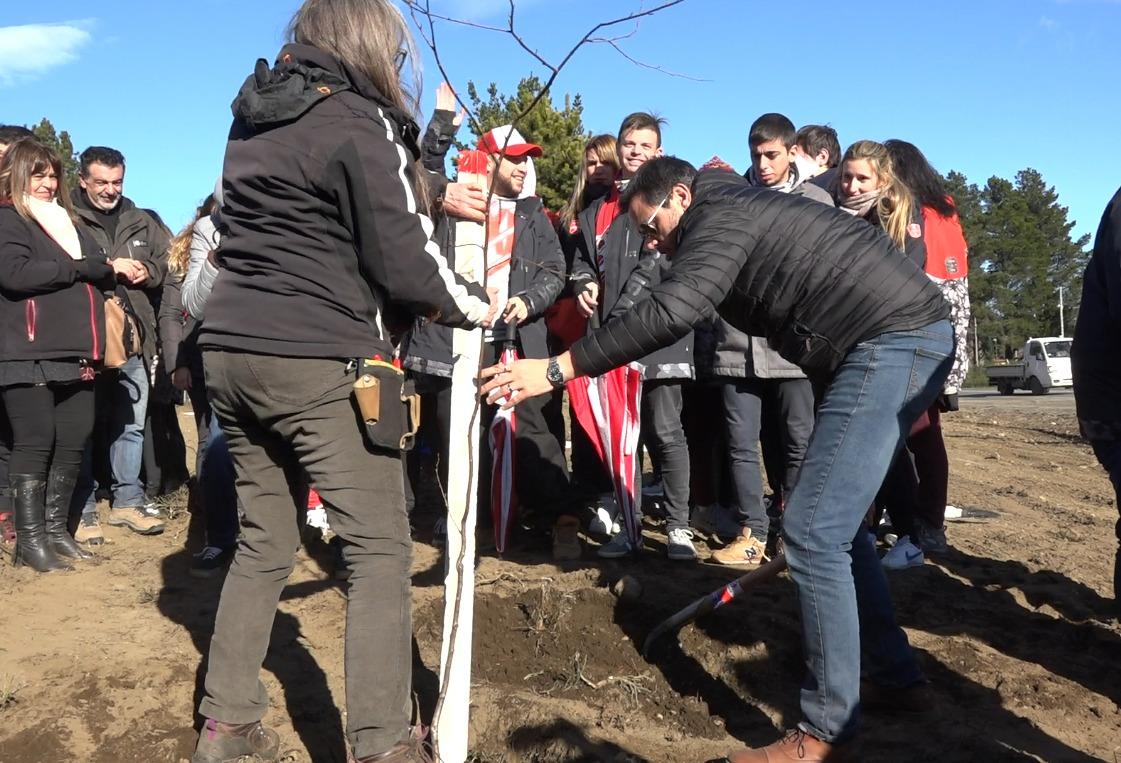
[200,44,490,360]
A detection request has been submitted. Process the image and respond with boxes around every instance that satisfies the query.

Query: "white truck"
[985,337,1073,395]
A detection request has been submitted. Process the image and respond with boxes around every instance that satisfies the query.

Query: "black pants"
[0,397,11,511]
[1,382,95,478]
[143,398,190,497]
[723,377,815,537]
[640,381,690,532]
[404,374,452,517]
[201,351,411,757]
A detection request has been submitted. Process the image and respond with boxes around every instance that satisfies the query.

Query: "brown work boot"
[710,527,766,566]
[725,728,853,762]
[74,512,105,545]
[107,506,165,535]
[552,515,582,561]
[349,726,433,762]
[192,718,280,763]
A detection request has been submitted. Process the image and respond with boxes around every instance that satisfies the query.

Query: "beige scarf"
[25,195,82,260]
[839,188,881,219]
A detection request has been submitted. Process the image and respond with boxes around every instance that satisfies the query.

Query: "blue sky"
[2,0,1118,244]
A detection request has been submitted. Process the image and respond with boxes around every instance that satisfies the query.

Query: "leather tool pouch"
[353,358,421,452]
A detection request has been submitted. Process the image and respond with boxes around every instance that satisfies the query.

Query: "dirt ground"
[1,402,1119,763]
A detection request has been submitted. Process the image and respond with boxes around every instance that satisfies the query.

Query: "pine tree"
[30,118,80,189]
[461,76,588,212]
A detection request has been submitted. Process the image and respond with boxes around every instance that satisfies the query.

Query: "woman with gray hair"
[189,1,496,761]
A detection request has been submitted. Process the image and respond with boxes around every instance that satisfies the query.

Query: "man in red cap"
[402,124,582,559]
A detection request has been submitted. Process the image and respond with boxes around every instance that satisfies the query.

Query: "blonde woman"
[0,140,129,571]
[836,139,925,264]
[189,0,497,761]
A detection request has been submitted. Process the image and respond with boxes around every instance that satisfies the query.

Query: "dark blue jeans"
[73,356,149,513]
[782,320,953,743]
[199,402,239,550]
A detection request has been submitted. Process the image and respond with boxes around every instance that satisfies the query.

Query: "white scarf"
[25,195,82,260]
[839,188,881,219]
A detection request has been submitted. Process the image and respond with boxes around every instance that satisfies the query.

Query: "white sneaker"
[597,530,639,558]
[882,535,925,570]
[588,495,621,538]
[691,504,743,541]
[666,528,697,561]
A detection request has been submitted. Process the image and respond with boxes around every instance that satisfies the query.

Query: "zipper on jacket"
[86,284,102,360]
[25,299,36,342]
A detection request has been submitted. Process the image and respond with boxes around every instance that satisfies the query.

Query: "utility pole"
[1058,286,1065,337]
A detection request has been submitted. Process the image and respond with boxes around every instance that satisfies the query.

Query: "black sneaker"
[190,546,233,579]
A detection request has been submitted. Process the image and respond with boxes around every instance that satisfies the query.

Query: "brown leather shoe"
[725,728,853,762]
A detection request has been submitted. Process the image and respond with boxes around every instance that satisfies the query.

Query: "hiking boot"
[107,506,165,535]
[192,718,280,763]
[74,512,104,545]
[710,528,766,566]
[45,466,91,560]
[552,515,582,561]
[881,535,924,570]
[860,678,933,715]
[11,474,70,572]
[725,728,854,762]
[190,546,234,579]
[349,726,433,762]
[666,527,698,561]
[691,503,743,541]
[597,529,640,559]
[914,522,948,555]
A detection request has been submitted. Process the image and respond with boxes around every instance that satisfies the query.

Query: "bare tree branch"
[587,36,710,81]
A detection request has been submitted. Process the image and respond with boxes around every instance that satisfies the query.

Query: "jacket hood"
[230,43,420,151]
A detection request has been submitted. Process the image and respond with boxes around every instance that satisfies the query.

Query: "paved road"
[959,386,1076,412]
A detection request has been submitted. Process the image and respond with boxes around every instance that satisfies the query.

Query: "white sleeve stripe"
[373,106,489,324]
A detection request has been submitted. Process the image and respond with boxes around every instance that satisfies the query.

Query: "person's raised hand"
[503,296,529,325]
[435,82,467,127]
[575,282,599,318]
[442,183,487,223]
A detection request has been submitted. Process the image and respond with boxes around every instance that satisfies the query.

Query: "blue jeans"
[73,356,149,513]
[200,406,239,549]
[782,320,953,743]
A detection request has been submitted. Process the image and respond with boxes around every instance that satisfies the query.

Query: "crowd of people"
[2,0,1118,761]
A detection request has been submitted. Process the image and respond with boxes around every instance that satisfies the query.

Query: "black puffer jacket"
[1073,185,1121,438]
[570,192,693,380]
[570,171,948,379]
[200,44,490,360]
[0,205,114,362]
[402,197,565,377]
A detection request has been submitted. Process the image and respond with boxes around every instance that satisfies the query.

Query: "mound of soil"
[0,404,1119,762]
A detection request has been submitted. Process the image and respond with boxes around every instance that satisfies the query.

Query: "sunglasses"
[394,49,408,73]
[637,194,668,239]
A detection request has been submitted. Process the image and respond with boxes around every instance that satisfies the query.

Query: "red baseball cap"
[477,125,543,158]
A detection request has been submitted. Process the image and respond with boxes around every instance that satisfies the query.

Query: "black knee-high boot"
[45,466,91,560]
[11,474,70,572]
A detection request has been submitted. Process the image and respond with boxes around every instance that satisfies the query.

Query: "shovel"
[642,555,788,657]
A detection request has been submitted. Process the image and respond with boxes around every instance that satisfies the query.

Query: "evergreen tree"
[461,76,588,212]
[30,118,80,189]
[954,168,1090,358]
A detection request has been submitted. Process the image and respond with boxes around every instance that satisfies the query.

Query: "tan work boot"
[552,515,582,561]
[74,512,105,545]
[349,726,433,762]
[107,506,165,535]
[710,527,766,566]
[726,728,854,762]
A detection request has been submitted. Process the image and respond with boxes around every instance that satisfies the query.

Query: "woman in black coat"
[0,139,127,571]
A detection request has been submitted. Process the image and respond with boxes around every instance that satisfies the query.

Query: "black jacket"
[199,44,490,360]
[1073,185,1121,437]
[73,194,170,365]
[570,192,693,379]
[402,197,564,377]
[0,205,114,363]
[570,171,949,379]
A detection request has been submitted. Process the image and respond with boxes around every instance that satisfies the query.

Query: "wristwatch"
[546,356,565,389]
